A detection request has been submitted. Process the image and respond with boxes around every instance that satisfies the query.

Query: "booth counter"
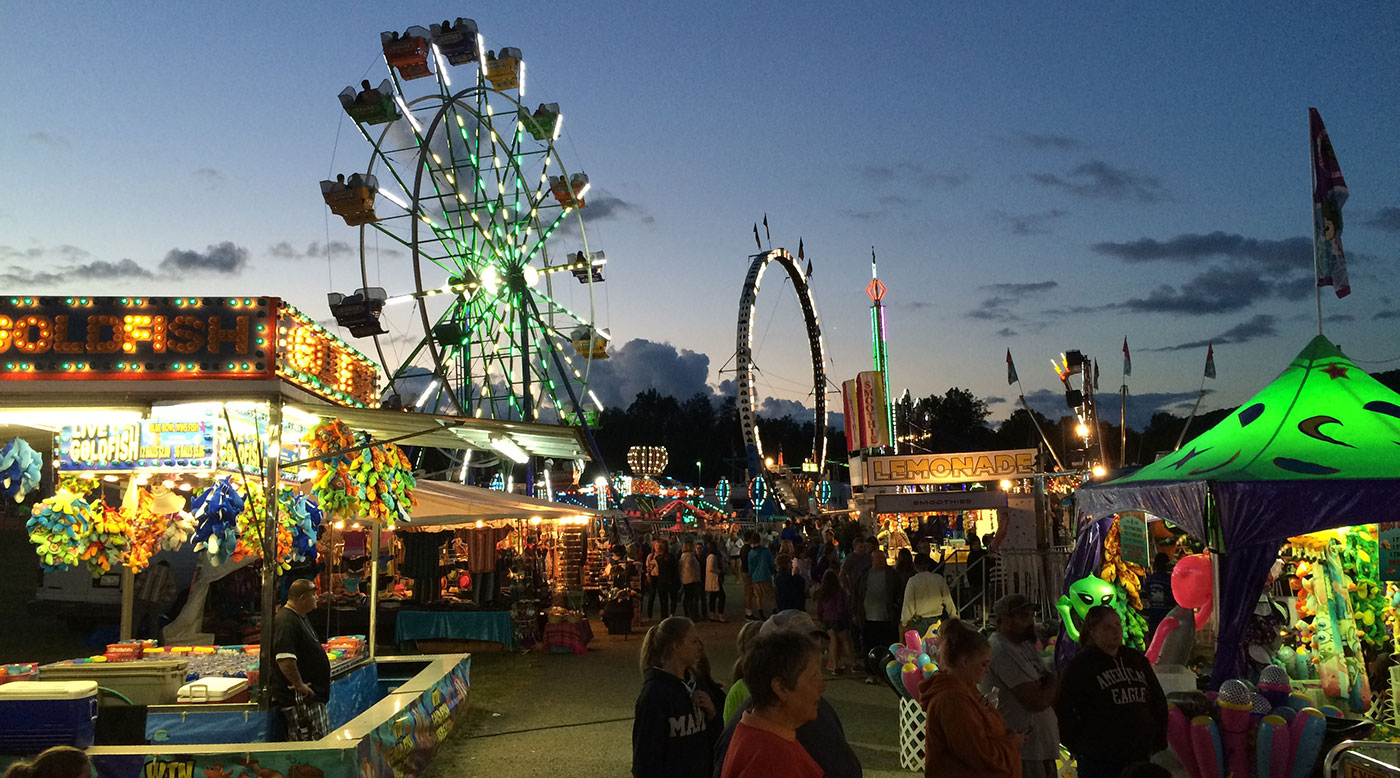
[80,654,470,778]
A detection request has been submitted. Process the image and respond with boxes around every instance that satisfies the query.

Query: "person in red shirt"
[720,631,825,778]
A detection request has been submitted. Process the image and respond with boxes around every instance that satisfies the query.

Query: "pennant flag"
[806,259,813,278]
[798,238,804,260]
[1123,337,1132,377]
[753,223,762,250]
[1204,344,1216,379]
[1310,107,1350,298]
[1093,359,1100,391]
[1006,349,1018,386]
[763,214,771,244]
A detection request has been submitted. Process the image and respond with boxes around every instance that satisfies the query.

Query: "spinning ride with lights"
[323,19,609,424]
[734,248,828,478]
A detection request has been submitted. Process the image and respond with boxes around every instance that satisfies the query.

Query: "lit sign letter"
[207,316,249,354]
[52,315,84,354]
[14,315,54,354]
[85,315,123,354]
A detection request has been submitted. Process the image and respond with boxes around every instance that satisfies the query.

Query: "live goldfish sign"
[0,296,379,407]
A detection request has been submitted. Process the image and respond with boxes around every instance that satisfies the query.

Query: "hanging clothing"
[400,531,452,603]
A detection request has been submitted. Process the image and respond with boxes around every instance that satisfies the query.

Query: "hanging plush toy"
[191,477,245,566]
[1147,553,1213,665]
[26,490,129,575]
[282,491,324,563]
[0,437,44,502]
[1100,519,1150,649]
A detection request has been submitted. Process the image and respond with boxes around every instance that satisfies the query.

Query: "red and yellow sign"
[0,296,379,407]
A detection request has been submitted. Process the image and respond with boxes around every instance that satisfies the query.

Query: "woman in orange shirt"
[920,618,1024,778]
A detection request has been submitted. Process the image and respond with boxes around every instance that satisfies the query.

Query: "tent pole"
[258,397,282,709]
[369,519,380,659]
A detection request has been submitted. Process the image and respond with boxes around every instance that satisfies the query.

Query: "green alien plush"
[1057,574,1118,642]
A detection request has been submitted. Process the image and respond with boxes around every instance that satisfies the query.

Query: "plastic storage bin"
[39,659,189,706]
[0,680,99,751]
[177,677,250,704]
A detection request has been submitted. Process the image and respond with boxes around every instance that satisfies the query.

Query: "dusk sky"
[4,3,1398,432]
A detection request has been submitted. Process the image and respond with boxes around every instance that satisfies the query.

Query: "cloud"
[1030,160,1168,203]
[1375,309,1400,320]
[878,194,918,208]
[1011,132,1085,151]
[1151,314,1278,351]
[1092,231,1310,270]
[995,327,1018,337]
[1365,206,1400,233]
[194,168,225,190]
[582,191,655,225]
[991,208,1069,236]
[267,241,354,260]
[856,163,969,189]
[160,241,249,274]
[965,281,1057,324]
[25,131,70,148]
[982,281,1058,296]
[583,339,713,408]
[0,257,153,286]
[757,397,813,421]
[840,208,881,222]
[1323,313,1354,323]
[1121,266,1281,314]
[984,395,1007,405]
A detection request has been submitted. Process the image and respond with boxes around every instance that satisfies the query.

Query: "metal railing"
[1325,740,1400,778]
[949,548,1072,627]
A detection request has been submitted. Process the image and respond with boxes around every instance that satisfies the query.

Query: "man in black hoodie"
[1055,606,1168,778]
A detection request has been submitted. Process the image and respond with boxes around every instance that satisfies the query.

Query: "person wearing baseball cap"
[712,610,861,778]
[981,594,1059,778]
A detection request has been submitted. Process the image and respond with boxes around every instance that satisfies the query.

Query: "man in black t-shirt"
[272,578,331,740]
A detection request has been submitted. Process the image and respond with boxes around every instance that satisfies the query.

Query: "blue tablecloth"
[394,610,516,649]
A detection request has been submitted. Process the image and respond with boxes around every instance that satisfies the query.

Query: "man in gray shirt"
[981,593,1060,778]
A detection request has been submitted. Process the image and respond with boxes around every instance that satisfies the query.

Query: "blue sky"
[3,2,1398,429]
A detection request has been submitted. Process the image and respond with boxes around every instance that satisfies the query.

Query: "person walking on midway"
[901,553,956,637]
[681,540,704,620]
[816,568,854,673]
[982,595,1059,778]
[746,532,777,620]
[920,619,1024,778]
[1056,606,1168,778]
[705,538,728,621]
[855,548,900,684]
[272,579,331,741]
[633,616,720,778]
[720,631,825,778]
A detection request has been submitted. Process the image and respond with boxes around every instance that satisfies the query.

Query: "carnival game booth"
[1071,337,1400,771]
[395,480,605,653]
[0,296,589,764]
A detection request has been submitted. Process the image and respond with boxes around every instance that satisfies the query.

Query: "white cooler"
[177,677,250,704]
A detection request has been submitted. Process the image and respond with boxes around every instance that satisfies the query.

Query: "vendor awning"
[287,402,592,461]
[401,479,603,529]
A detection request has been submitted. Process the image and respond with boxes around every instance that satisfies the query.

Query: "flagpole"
[1174,374,1207,451]
[1310,109,1324,337]
[1120,382,1127,468]
[1015,379,1066,470]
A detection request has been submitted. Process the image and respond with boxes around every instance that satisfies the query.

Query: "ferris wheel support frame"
[734,248,829,480]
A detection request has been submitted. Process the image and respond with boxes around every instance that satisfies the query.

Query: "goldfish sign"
[0,296,379,407]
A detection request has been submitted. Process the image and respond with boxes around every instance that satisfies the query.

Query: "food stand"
[0,295,591,769]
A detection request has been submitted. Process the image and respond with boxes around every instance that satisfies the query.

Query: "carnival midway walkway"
[424,600,910,777]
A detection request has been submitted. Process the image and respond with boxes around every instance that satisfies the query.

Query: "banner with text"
[858,449,1036,487]
[873,489,1008,514]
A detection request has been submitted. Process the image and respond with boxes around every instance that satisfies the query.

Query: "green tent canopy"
[1074,335,1400,684]
[1116,335,1400,484]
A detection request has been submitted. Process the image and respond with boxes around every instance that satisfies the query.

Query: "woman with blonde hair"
[920,618,1023,778]
[632,616,719,778]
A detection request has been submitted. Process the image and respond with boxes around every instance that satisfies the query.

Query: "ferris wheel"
[322,19,609,424]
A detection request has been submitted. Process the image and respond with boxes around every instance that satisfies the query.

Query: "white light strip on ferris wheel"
[552,113,564,142]
[379,188,410,210]
[414,377,441,409]
[395,95,423,133]
[432,44,451,87]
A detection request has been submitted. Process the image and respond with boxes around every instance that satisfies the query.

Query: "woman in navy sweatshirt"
[633,616,720,778]
[1056,606,1168,778]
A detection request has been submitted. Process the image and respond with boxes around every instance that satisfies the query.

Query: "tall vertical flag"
[1204,344,1216,379]
[1310,107,1350,298]
[1093,360,1100,391]
[752,223,762,250]
[1006,349,1018,385]
[762,214,771,246]
[1122,337,1132,377]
